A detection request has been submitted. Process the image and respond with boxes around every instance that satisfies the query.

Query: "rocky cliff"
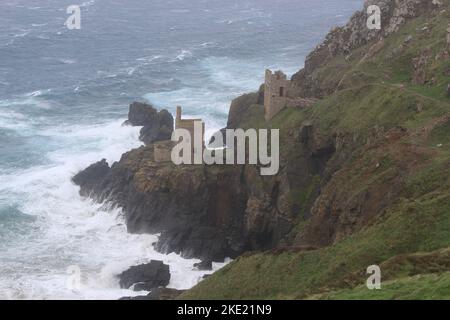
[123,102,174,145]
[74,0,450,299]
[181,0,450,299]
[291,0,443,98]
[74,100,335,261]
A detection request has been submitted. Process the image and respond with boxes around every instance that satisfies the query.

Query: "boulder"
[125,102,174,145]
[71,159,110,197]
[118,260,170,291]
[73,120,333,261]
[139,123,172,145]
[158,109,174,129]
[291,0,441,98]
[193,260,213,271]
[126,102,158,127]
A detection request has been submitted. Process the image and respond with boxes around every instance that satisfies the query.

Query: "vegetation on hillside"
[181,3,450,300]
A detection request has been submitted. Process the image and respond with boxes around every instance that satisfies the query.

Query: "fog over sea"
[0,0,362,299]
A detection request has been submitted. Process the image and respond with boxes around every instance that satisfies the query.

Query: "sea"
[0,0,362,299]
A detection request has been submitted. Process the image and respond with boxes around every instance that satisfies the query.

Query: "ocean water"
[0,0,362,299]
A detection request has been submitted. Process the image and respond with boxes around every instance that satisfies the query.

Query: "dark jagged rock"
[291,0,442,98]
[227,89,263,129]
[73,115,336,261]
[126,102,158,127]
[158,109,174,129]
[118,261,170,291]
[71,159,111,197]
[139,123,172,145]
[194,260,213,271]
[125,102,174,145]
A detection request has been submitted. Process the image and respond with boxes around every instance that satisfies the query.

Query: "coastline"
[72,0,450,299]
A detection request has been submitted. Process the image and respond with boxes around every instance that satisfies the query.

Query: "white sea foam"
[200,56,264,91]
[97,71,118,79]
[80,1,95,8]
[136,55,162,63]
[0,97,53,111]
[144,55,268,140]
[13,31,29,38]
[175,49,193,61]
[144,88,229,141]
[59,58,77,65]
[125,67,136,76]
[0,94,54,121]
[0,0,363,300]
[0,118,229,300]
[31,23,48,27]
[25,89,51,97]
[0,109,31,131]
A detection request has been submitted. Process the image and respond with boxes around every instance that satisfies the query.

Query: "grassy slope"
[181,5,450,300]
[312,272,450,300]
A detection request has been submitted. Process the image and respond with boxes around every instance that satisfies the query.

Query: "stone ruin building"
[154,106,205,163]
[264,69,315,121]
[153,140,174,163]
[155,68,323,163]
[264,69,291,121]
[175,106,205,159]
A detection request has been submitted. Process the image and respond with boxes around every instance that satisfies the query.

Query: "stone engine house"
[153,106,205,163]
[175,106,205,162]
[264,69,315,121]
[264,69,291,121]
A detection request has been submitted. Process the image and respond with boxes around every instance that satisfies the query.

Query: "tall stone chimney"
[176,106,182,128]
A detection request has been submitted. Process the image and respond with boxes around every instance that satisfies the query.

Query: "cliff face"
[291,0,442,98]
[181,0,450,299]
[74,0,450,298]
[124,102,174,145]
[74,111,335,260]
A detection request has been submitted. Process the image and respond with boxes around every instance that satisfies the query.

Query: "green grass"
[288,175,321,219]
[428,118,450,148]
[181,2,450,300]
[181,187,450,299]
[311,272,450,300]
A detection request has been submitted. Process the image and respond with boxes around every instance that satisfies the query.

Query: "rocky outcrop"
[72,159,110,197]
[291,0,441,98]
[73,108,336,261]
[227,88,263,129]
[74,151,249,260]
[193,260,213,271]
[118,260,170,291]
[124,102,174,145]
[73,0,445,266]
